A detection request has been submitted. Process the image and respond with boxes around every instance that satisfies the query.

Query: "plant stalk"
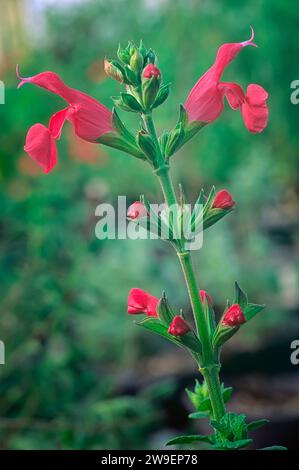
[142,111,226,422]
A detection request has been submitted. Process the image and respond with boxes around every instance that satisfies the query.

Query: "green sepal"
[166,434,213,446]
[166,105,206,157]
[165,123,185,157]
[157,293,175,325]
[130,48,144,73]
[120,92,143,112]
[142,76,161,109]
[152,83,171,109]
[159,132,170,156]
[124,66,139,86]
[212,324,239,349]
[137,131,157,163]
[140,195,174,241]
[112,108,138,146]
[97,132,145,159]
[136,317,201,354]
[198,185,236,231]
[234,281,248,310]
[146,48,156,64]
[117,44,131,64]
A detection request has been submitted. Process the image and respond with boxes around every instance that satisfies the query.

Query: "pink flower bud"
[127,288,158,317]
[212,190,235,210]
[168,316,191,336]
[222,304,246,327]
[127,201,148,220]
[142,64,161,79]
[200,290,213,306]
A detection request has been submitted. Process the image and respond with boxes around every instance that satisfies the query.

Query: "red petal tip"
[241,26,257,48]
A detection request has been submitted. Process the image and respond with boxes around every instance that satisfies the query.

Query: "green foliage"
[0,0,298,450]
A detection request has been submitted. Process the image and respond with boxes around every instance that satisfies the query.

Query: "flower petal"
[241,84,269,133]
[24,123,57,173]
[17,68,113,141]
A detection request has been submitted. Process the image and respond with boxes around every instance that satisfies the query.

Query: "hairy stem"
[142,111,226,422]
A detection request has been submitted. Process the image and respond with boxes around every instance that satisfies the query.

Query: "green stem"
[143,111,226,422]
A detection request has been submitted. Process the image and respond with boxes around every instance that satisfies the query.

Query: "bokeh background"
[0,0,299,450]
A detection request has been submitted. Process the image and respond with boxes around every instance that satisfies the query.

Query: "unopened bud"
[127,201,148,220]
[212,190,235,210]
[104,59,124,83]
[168,315,191,336]
[222,304,246,327]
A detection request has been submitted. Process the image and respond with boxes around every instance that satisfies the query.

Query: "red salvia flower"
[142,64,161,79]
[168,316,191,336]
[200,290,213,306]
[212,190,235,210]
[222,304,246,327]
[127,201,148,220]
[185,28,269,133]
[127,288,159,317]
[17,67,113,173]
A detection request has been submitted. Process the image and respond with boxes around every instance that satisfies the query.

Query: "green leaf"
[259,446,288,450]
[159,131,170,156]
[222,386,233,403]
[157,293,175,325]
[203,186,216,216]
[247,419,269,432]
[234,282,248,310]
[214,438,253,450]
[152,83,171,108]
[167,434,213,446]
[244,303,265,321]
[137,131,156,162]
[188,411,209,419]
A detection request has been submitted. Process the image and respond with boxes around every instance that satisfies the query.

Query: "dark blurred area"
[0,0,298,450]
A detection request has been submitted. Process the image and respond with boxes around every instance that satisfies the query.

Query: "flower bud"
[200,290,213,306]
[142,64,161,79]
[212,190,235,210]
[127,288,158,317]
[168,315,191,336]
[127,201,148,220]
[142,64,161,109]
[222,304,246,327]
[130,48,144,73]
[104,59,124,83]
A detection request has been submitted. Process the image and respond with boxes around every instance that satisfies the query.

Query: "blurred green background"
[0,0,299,450]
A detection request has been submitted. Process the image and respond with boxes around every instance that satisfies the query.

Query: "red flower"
[127,288,159,317]
[127,201,148,220]
[17,67,113,173]
[222,304,246,327]
[212,190,235,210]
[185,28,268,133]
[142,64,161,79]
[200,290,213,306]
[168,316,191,336]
